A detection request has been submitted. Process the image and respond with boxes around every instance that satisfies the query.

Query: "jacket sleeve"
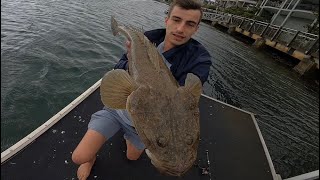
[192,51,212,85]
[114,53,129,70]
[179,51,212,86]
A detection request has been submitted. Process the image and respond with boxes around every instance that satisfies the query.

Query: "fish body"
[100,16,203,176]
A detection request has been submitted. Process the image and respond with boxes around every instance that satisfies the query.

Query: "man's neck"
[163,37,175,52]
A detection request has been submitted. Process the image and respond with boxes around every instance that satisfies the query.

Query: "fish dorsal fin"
[123,24,161,72]
[100,69,137,109]
[145,39,161,71]
[128,24,145,33]
[111,16,120,36]
[184,73,202,99]
[128,25,161,71]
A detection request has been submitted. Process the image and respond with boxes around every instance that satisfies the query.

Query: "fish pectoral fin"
[100,69,137,109]
[184,73,202,99]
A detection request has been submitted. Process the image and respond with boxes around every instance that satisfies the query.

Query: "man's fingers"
[126,41,131,59]
[126,41,131,49]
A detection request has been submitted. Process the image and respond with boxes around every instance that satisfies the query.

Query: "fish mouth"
[146,149,192,176]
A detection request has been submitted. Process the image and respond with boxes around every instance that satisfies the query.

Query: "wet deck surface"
[1,88,274,180]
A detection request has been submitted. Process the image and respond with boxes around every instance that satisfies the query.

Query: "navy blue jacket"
[114,29,212,86]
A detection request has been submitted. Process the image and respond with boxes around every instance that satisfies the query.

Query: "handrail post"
[227,14,232,24]
[287,30,299,47]
[238,18,245,28]
[248,20,256,32]
[271,26,282,41]
[305,37,319,55]
[260,23,270,37]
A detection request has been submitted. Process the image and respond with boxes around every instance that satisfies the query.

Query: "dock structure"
[202,10,319,76]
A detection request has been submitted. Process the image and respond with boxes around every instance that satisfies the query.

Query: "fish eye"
[189,104,196,109]
[157,136,167,148]
[186,135,193,145]
[189,102,198,110]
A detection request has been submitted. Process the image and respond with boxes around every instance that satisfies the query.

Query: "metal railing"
[202,11,319,58]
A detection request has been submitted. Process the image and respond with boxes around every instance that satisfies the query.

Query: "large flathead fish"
[100,16,202,176]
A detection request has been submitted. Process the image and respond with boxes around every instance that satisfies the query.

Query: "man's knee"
[72,150,93,165]
[126,153,141,161]
[72,150,83,165]
[72,130,106,165]
[126,139,144,160]
[126,142,144,160]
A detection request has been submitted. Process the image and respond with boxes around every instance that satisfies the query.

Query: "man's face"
[165,6,201,47]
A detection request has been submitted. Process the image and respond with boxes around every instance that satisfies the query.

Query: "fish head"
[127,84,201,176]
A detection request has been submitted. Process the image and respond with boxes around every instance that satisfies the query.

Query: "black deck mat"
[1,88,274,180]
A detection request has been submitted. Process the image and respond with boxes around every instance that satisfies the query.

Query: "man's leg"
[126,139,144,160]
[72,107,121,179]
[115,110,145,161]
[72,130,106,180]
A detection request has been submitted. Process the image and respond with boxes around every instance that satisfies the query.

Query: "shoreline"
[202,20,319,85]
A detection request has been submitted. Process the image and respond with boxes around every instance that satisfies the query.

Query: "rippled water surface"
[1,0,319,178]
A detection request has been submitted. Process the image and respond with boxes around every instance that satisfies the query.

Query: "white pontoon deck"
[1,79,284,179]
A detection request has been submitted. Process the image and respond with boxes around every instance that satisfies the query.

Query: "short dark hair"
[167,0,203,24]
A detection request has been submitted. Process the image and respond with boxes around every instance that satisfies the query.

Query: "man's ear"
[192,25,199,35]
[165,16,169,25]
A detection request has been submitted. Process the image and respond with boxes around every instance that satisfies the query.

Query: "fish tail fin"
[100,69,137,109]
[111,16,120,36]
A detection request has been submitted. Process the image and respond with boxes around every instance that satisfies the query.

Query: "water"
[1,0,318,178]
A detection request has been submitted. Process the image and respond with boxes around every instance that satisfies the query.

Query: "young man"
[72,0,212,179]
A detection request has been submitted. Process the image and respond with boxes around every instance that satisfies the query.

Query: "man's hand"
[125,41,131,73]
[126,41,131,60]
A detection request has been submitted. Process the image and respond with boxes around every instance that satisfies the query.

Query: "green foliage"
[243,12,255,18]
[204,4,216,10]
[259,10,273,22]
[223,7,270,22]
[224,7,246,16]
[253,16,268,22]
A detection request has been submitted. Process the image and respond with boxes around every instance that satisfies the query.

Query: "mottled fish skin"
[110,16,178,94]
[101,16,202,176]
